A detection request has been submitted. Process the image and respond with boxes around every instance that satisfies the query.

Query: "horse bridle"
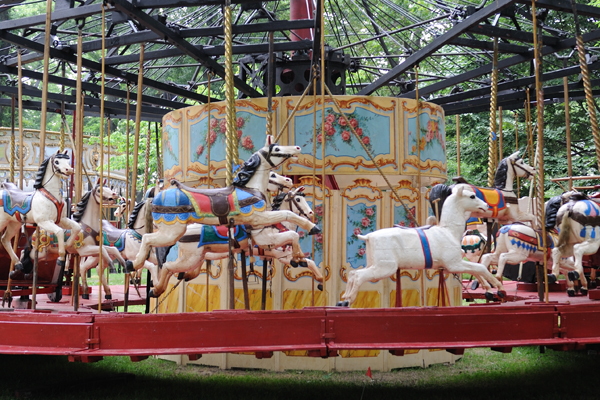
[283,191,311,220]
[259,144,296,168]
[268,174,290,193]
[510,156,533,178]
[92,185,117,205]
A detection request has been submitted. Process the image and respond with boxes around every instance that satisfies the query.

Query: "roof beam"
[0,64,186,110]
[134,0,278,9]
[70,19,314,54]
[105,40,312,65]
[432,60,600,105]
[357,0,517,95]
[467,24,560,46]
[109,0,261,97]
[0,3,109,31]
[0,30,215,103]
[403,27,600,99]
[514,0,600,19]
[450,37,529,54]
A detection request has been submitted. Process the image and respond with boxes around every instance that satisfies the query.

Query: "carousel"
[1,0,600,372]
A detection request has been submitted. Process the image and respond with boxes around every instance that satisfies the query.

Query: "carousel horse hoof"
[135,278,141,285]
[308,226,321,236]
[497,290,506,299]
[336,301,344,307]
[9,269,24,280]
[342,300,349,307]
[471,280,479,290]
[13,262,24,272]
[82,293,90,300]
[56,259,65,268]
[580,288,588,296]
[178,272,185,280]
[24,274,32,280]
[299,260,308,268]
[105,294,112,300]
[125,261,135,273]
[149,289,160,298]
[547,274,557,284]
[568,271,580,281]
[484,292,494,301]
[567,289,576,297]
[290,260,299,268]
[318,284,323,291]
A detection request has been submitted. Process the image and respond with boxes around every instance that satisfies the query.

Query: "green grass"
[2,347,600,399]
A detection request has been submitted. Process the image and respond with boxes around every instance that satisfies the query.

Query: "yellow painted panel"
[234,288,273,310]
[339,349,380,358]
[282,289,325,310]
[346,290,380,309]
[158,283,180,314]
[389,289,421,307]
[186,284,221,312]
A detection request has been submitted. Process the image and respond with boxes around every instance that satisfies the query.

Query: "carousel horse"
[549,191,600,296]
[480,195,581,293]
[429,151,536,225]
[19,183,128,299]
[71,183,136,299]
[149,186,323,297]
[131,135,320,272]
[1,150,82,277]
[461,229,487,263]
[339,186,505,307]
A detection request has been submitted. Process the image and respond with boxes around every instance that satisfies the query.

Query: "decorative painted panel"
[401,99,446,177]
[163,109,183,181]
[286,96,397,174]
[186,284,221,312]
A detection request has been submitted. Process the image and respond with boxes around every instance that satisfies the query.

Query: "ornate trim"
[290,155,398,172]
[389,269,422,282]
[286,96,396,113]
[284,264,330,282]
[234,265,275,281]
[163,110,183,124]
[402,158,447,174]
[341,178,383,201]
[391,180,419,202]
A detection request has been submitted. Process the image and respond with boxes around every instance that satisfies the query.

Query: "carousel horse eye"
[274,147,280,152]
[470,195,475,199]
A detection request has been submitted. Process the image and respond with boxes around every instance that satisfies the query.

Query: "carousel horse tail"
[556,212,573,251]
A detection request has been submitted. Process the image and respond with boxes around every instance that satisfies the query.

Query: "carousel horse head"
[233,135,301,187]
[90,179,119,206]
[271,186,313,219]
[494,151,535,189]
[268,172,293,193]
[34,150,73,189]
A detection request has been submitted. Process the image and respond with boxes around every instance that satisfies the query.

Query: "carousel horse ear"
[63,149,69,155]
[298,186,305,192]
[510,150,520,158]
[456,185,464,197]
[96,177,101,185]
[103,178,108,186]
[266,135,273,146]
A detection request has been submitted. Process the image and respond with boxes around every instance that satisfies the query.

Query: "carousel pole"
[17,48,24,190]
[571,0,600,173]
[515,112,519,192]
[415,65,422,226]
[532,0,548,303]
[498,107,503,161]
[73,24,84,310]
[224,0,237,310]
[562,59,573,190]
[456,115,460,176]
[488,37,499,187]
[131,44,144,214]
[311,65,318,308]
[2,95,17,307]
[319,0,328,306]
[32,0,55,310]
[97,2,108,313]
[206,72,212,312]
[123,85,131,311]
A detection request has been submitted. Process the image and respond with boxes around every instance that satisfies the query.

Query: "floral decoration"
[307,110,373,153]
[347,204,376,265]
[192,114,252,162]
[409,118,445,156]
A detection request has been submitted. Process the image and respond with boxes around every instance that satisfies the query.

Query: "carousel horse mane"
[33,153,69,189]
[232,153,261,188]
[545,195,563,230]
[127,200,147,229]
[271,190,306,211]
[564,192,589,203]
[493,158,509,189]
[429,183,453,220]
[71,189,93,223]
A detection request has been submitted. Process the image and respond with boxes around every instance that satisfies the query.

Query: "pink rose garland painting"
[191,114,253,162]
[407,114,446,160]
[306,110,374,153]
[346,204,377,269]
[394,205,417,228]
[297,200,324,263]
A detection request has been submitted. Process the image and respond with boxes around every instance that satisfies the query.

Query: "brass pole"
[498,106,503,161]
[415,66,422,225]
[320,0,327,305]
[563,68,573,190]
[98,3,107,312]
[488,37,499,187]
[456,114,460,176]
[17,48,24,190]
[131,44,144,212]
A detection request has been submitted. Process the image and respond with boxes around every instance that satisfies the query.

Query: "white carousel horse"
[430,151,536,225]
[149,186,324,297]
[131,135,320,272]
[480,195,580,295]
[19,184,128,299]
[549,192,600,296]
[339,186,505,307]
[71,183,140,299]
[2,150,82,276]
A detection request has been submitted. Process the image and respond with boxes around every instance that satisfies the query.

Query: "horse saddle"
[452,178,518,205]
[179,224,248,248]
[101,220,127,251]
[0,183,33,219]
[171,179,265,224]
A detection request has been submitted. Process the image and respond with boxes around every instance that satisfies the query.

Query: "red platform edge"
[1,304,600,359]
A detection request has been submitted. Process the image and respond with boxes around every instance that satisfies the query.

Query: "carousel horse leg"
[133,223,186,270]
[1,222,22,273]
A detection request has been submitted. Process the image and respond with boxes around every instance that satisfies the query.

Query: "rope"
[10,96,15,182]
[224,1,236,187]
[488,37,499,188]
[571,0,600,172]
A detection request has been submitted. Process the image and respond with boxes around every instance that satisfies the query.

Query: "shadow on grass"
[1,348,599,400]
